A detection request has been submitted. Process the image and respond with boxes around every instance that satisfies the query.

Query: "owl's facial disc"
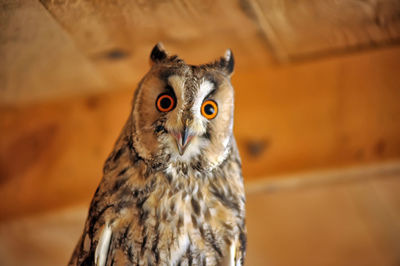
[171,127,195,155]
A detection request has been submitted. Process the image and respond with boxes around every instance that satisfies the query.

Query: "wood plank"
[37,0,273,94]
[246,189,382,266]
[2,0,400,105]
[244,0,400,61]
[234,46,400,178]
[246,175,400,266]
[1,0,273,105]
[0,0,107,105]
[370,174,400,220]
[244,160,400,194]
[0,205,86,266]
[38,0,273,67]
[346,179,400,265]
[0,90,132,220]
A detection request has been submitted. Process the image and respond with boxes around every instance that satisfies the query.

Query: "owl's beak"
[173,128,194,155]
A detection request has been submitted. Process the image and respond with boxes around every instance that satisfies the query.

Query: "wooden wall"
[235,47,400,178]
[1,0,400,219]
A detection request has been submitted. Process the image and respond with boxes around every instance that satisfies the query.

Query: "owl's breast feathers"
[69,122,246,266]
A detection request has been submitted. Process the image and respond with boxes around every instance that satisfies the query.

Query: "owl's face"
[131,44,235,169]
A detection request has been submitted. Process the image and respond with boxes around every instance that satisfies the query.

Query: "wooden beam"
[234,46,400,178]
[244,0,400,61]
[36,0,273,99]
[0,0,107,104]
[246,170,400,266]
[3,0,399,105]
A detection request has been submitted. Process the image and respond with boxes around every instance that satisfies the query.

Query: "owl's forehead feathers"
[166,73,216,108]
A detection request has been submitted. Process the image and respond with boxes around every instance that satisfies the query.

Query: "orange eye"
[156,93,175,112]
[201,100,218,120]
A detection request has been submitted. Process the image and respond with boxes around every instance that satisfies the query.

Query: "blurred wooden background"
[1,0,400,265]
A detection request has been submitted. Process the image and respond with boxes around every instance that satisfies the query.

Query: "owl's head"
[131,43,235,170]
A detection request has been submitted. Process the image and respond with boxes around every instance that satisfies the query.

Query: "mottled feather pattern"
[69,44,246,266]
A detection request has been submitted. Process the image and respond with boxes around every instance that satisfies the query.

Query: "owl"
[69,43,246,266]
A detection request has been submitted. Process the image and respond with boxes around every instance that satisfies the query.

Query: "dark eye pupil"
[160,97,171,109]
[204,104,215,115]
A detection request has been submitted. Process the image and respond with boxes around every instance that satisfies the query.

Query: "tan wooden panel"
[0,205,86,266]
[37,0,273,93]
[246,175,400,266]
[0,91,132,219]
[346,180,400,264]
[234,46,400,178]
[370,174,400,219]
[244,0,400,60]
[0,0,107,104]
[247,189,384,266]
[0,0,273,105]
[38,0,272,66]
[2,0,400,105]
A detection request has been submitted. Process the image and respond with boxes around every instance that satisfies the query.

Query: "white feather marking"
[221,241,236,266]
[168,75,185,109]
[95,223,112,266]
[230,241,236,266]
[192,80,215,121]
[171,233,190,265]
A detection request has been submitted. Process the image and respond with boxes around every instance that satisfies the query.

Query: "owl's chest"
[139,183,235,264]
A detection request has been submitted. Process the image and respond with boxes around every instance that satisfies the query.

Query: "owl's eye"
[156,93,176,112]
[201,100,218,120]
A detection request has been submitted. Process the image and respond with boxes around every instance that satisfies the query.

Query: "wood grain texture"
[38,0,271,65]
[2,0,400,104]
[0,0,273,105]
[246,172,400,266]
[235,46,400,178]
[244,0,400,61]
[0,205,87,266]
[0,90,132,219]
[0,0,107,104]
[36,0,272,97]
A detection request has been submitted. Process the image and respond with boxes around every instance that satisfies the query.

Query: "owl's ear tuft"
[214,49,234,76]
[150,43,168,64]
[224,49,234,75]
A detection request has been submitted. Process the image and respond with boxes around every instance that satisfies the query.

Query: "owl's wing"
[219,236,246,266]
[68,208,104,266]
[94,223,113,266]
[69,128,146,265]
[220,241,236,266]
[69,191,129,266]
[68,220,113,266]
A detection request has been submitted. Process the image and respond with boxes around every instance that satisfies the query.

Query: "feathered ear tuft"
[150,42,168,64]
[223,49,234,75]
[212,49,234,76]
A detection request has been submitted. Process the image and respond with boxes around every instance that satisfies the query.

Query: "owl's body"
[69,44,246,266]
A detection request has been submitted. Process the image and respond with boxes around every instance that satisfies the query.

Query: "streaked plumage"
[69,43,246,266]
